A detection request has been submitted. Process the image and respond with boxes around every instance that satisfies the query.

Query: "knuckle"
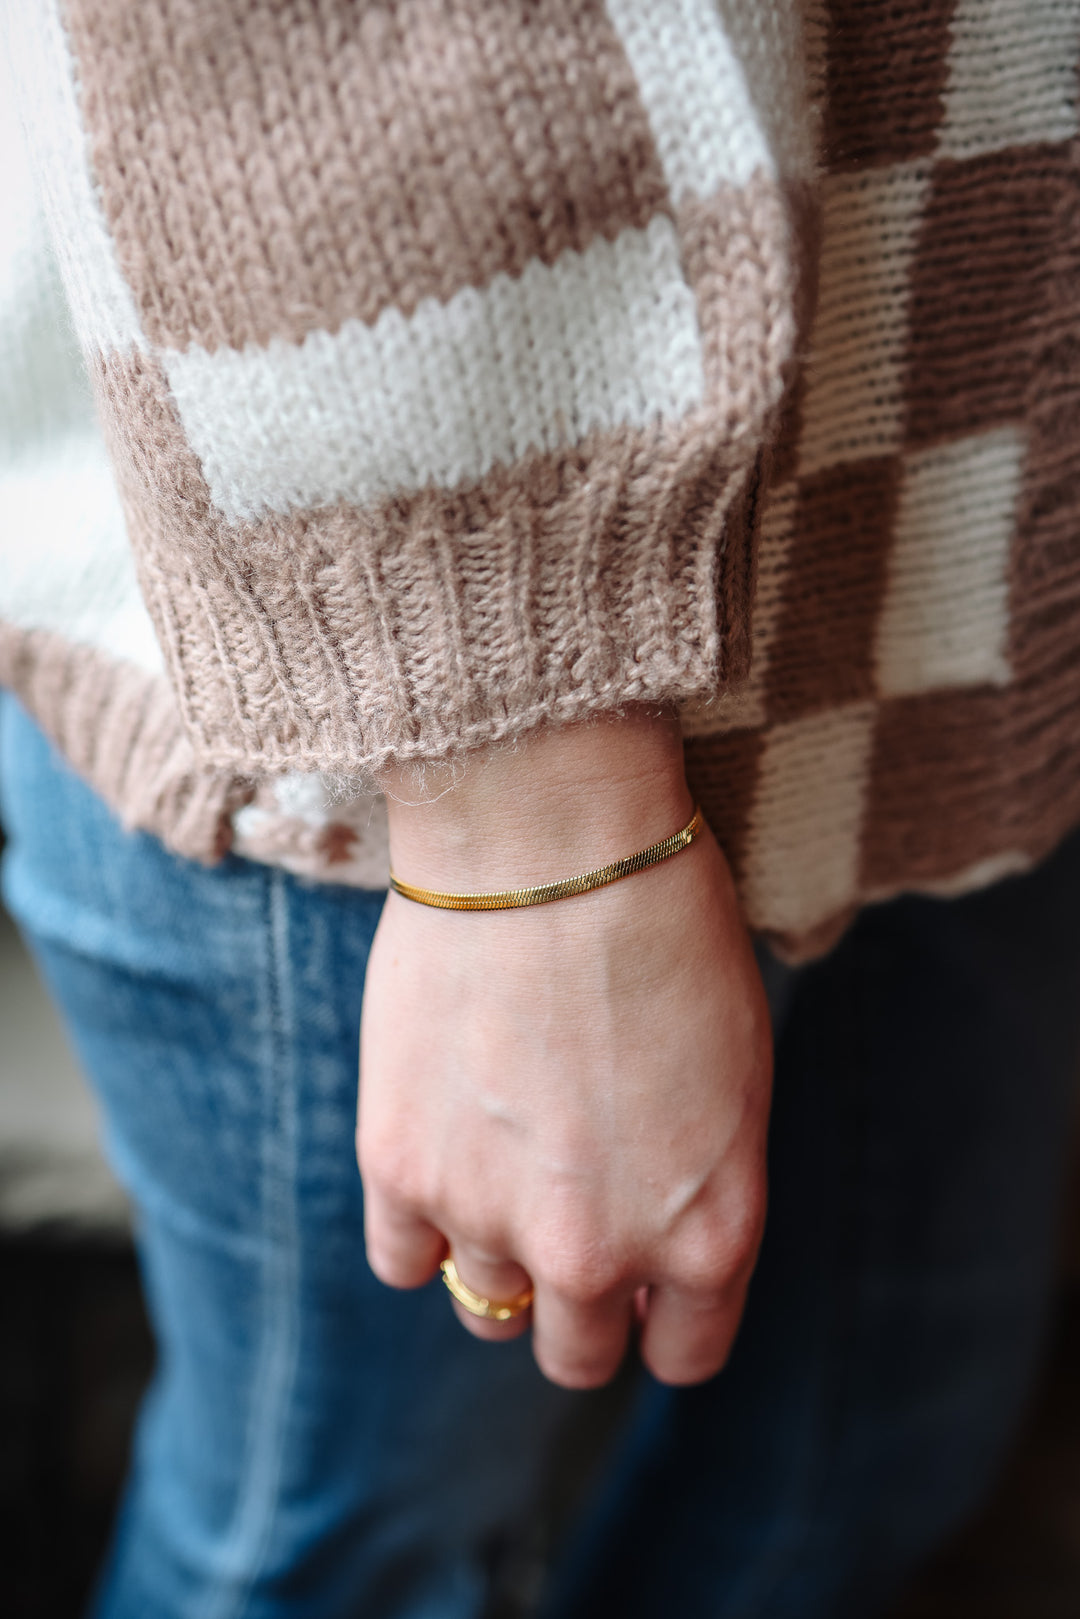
[358,1139,428,1211]
[674,1190,765,1294]
[721,1179,767,1269]
[539,1250,620,1305]
[725,1172,767,1256]
[672,1249,735,1295]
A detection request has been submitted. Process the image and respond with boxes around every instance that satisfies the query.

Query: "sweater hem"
[0,623,250,862]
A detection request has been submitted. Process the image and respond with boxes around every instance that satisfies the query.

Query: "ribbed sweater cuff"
[103,350,760,777]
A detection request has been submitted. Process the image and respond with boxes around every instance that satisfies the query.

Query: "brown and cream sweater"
[2,0,1079,960]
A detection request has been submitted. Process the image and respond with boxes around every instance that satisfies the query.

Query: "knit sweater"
[1,0,1078,960]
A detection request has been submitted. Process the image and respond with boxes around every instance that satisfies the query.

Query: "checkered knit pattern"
[683,0,1080,953]
[2,0,1079,958]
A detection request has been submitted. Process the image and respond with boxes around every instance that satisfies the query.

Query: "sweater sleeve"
[20,0,815,781]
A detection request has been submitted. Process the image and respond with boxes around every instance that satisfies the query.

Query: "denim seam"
[198,867,303,1619]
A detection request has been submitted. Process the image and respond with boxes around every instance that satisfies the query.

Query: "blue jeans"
[3,691,1080,1619]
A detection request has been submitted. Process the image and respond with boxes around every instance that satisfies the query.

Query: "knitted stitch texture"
[2,0,1080,959]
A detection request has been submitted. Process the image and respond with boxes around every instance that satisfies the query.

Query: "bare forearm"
[379,707,694,895]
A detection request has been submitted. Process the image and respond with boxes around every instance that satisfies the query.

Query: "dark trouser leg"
[548,836,1080,1618]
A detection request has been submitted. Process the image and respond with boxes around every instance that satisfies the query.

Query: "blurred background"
[4,848,1080,1619]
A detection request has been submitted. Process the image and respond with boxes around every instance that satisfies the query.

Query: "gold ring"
[440,1255,534,1322]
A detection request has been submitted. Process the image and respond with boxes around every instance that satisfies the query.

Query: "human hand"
[358,710,772,1388]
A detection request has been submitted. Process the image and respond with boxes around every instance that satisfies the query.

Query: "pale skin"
[358,707,774,1389]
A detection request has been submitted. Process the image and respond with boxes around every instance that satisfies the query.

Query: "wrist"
[379,707,693,894]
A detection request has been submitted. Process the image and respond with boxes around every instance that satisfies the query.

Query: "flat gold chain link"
[389,805,705,912]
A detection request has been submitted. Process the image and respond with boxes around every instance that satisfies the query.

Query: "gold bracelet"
[389,804,705,912]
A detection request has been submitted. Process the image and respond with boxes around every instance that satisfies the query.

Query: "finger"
[446,1241,534,1343]
[364,1186,446,1289]
[532,1285,634,1389]
[639,1278,749,1386]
